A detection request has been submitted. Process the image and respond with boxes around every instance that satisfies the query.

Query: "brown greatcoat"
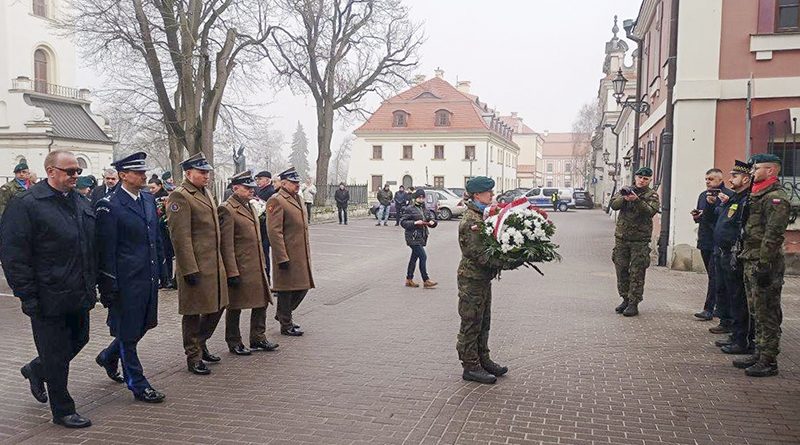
[166,180,229,315]
[266,188,315,291]
[219,195,273,310]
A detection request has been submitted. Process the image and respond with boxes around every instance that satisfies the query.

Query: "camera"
[620,186,633,196]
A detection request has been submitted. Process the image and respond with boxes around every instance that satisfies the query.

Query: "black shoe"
[281,327,304,336]
[53,413,92,428]
[714,336,734,347]
[614,300,628,314]
[375,222,382,226]
[622,302,639,317]
[462,368,497,384]
[201,347,221,363]
[250,340,279,352]
[721,343,754,355]
[188,361,211,375]
[732,353,759,369]
[169,280,178,290]
[745,357,779,377]
[95,353,124,383]
[709,324,732,334]
[292,324,303,333]
[480,359,508,377]
[694,310,713,320]
[134,387,165,403]
[20,364,47,403]
[228,344,252,356]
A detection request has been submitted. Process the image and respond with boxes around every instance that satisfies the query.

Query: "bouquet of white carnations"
[250,198,267,223]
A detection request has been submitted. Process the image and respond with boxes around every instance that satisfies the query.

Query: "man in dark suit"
[90,168,119,206]
[255,171,275,276]
[94,152,165,403]
[0,150,97,428]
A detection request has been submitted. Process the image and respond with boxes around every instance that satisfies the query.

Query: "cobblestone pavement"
[0,210,798,445]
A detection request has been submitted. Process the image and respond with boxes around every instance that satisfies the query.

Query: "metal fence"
[322,184,368,206]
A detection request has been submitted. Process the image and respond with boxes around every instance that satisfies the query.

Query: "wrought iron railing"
[11,77,86,100]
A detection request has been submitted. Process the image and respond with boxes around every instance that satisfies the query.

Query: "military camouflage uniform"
[609,187,660,304]
[739,180,790,361]
[0,180,26,220]
[456,202,500,369]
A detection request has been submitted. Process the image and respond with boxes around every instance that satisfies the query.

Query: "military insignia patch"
[170,202,180,212]
[727,203,737,218]
[772,198,782,205]
[268,204,277,214]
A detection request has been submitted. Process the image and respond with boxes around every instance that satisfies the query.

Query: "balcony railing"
[11,77,89,101]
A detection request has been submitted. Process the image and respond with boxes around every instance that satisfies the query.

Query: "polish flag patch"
[772,199,782,205]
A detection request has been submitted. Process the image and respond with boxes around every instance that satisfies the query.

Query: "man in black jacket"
[0,150,97,428]
[334,183,350,224]
[255,171,275,276]
[90,168,118,207]
[393,185,408,226]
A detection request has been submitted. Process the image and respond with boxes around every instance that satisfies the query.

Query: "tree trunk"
[168,130,183,183]
[313,104,334,206]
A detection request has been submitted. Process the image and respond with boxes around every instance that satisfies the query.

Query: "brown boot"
[405,279,419,288]
[423,280,438,289]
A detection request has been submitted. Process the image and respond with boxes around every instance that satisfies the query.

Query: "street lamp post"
[612,69,650,116]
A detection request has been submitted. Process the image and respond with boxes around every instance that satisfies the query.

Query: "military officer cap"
[161,171,172,180]
[180,152,213,171]
[278,167,301,182]
[731,159,752,174]
[111,151,149,172]
[13,162,28,173]
[465,176,495,194]
[635,167,653,177]
[76,176,94,189]
[749,153,781,165]
[254,170,272,179]
[229,170,257,188]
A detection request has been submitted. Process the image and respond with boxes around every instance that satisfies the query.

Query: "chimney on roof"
[543,129,550,137]
[412,74,426,85]
[456,80,471,94]
[510,111,518,118]
[434,67,445,79]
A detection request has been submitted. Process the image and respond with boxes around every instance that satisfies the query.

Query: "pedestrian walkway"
[0,210,798,444]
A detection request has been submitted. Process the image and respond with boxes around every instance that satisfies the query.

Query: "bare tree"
[329,134,353,184]
[571,99,602,188]
[267,0,424,204]
[62,0,275,174]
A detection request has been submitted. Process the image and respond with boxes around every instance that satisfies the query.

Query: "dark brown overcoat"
[166,180,229,315]
[266,189,315,291]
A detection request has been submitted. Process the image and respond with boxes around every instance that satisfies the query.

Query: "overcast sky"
[79,0,644,165]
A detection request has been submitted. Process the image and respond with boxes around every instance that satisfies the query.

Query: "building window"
[371,175,383,192]
[392,111,408,127]
[777,0,800,32]
[464,145,475,160]
[76,157,88,170]
[546,162,553,173]
[402,145,413,160]
[34,49,49,93]
[433,176,445,188]
[546,180,553,187]
[32,0,47,17]
[498,150,503,165]
[564,180,571,188]
[565,162,571,172]
[434,109,451,127]
[434,145,444,159]
[372,145,382,160]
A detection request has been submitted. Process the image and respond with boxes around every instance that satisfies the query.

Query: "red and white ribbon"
[492,197,530,242]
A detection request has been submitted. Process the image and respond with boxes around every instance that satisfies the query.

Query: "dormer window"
[392,111,408,127]
[435,109,451,127]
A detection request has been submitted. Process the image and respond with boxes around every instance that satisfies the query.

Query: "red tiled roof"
[499,115,536,134]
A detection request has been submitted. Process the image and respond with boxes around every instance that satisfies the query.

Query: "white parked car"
[422,188,466,220]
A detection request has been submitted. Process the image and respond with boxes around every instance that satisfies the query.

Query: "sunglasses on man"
[52,166,83,176]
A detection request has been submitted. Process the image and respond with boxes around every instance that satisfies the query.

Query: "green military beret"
[465,176,495,193]
[76,176,94,189]
[13,162,28,173]
[749,153,781,165]
[161,171,172,180]
[635,167,653,177]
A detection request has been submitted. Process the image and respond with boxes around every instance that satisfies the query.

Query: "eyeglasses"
[52,166,83,176]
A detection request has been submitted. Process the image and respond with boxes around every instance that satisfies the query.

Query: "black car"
[573,191,594,209]
[496,187,528,204]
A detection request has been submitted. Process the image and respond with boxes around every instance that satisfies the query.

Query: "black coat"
[96,189,163,341]
[334,188,350,207]
[400,202,437,246]
[704,190,750,251]
[257,185,276,251]
[695,186,733,250]
[0,181,97,316]
[90,183,117,207]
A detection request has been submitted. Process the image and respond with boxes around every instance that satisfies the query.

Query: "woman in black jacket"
[400,189,438,288]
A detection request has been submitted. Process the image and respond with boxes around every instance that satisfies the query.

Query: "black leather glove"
[20,298,40,317]
[227,276,241,287]
[278,261,290,270]
[100,292,119,308]
[755,265,771,288]
[184,272,200,286]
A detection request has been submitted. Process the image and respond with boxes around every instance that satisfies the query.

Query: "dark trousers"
[28,310,90,418]
[305,203,312,223]
[395,205,404,225]
[712,251,732,325]
[98,338,150,395]
[181,310,224,364]
[225,307,267,347]
[716,250,754,347]
[407,245,429,281]
[337,205,348,224]
[700,249,716,312]
[275,290,308,330]
[161,255,174,287]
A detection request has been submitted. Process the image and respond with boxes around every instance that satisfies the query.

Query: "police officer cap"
[111,151,149,172]
[412,188,426,199]
[278,167,301,182]
[13,162,28,173]
[229,170,257,188]
[635,167,653,177]
[76,176,94,189]
[180,152,213,171]
[254,170,272,179]
[465,176,495,194]
[749,153,781,165]
[731,159,752,174]
[161,171,172,180]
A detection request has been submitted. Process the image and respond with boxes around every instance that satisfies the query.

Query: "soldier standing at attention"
[94,152,165,403]
[219,171,278,355]
[456,176,506,385]
[167,153,229,375]
[0,161,30,219]
[267,167,315,337]
[733,153,790,377]
[609,167,660,317]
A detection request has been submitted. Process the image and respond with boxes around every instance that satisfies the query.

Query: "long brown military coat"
[167,180,229,315]
[266,188,315,291]
[219,195,272,310]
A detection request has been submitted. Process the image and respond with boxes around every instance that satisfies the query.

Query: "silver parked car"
[422,188,466,220]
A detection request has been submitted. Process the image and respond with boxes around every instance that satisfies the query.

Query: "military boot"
[622,302,639,317]
[462,366,496,384]
[745,356,778,377]
[480,359,508,377]
[732,352,759,369]
[614,299,628,314]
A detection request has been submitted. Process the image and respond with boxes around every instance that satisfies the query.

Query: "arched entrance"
[402,175,413,188]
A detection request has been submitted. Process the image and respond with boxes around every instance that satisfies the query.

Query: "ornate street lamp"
[602,151,610,164]
[612,69,650,115]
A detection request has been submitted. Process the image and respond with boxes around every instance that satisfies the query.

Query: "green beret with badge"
[749,153,781,165]
[465,176,495,194]
[635,167,653,177]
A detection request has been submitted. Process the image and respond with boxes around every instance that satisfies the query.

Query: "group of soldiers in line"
[612,155,790,377]
[0,150,314,428]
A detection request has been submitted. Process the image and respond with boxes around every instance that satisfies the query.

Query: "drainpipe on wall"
[657,0,680,267]
[624,20,644,175]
